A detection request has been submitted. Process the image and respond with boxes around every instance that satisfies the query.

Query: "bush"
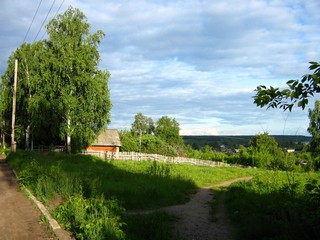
[119,131,178,156]
[18,160,43,186]
[53,195,126,240]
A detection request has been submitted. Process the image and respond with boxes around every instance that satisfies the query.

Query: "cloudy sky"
[1,0,320,136]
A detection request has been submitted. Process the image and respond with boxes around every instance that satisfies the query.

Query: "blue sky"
[1,0,320,135]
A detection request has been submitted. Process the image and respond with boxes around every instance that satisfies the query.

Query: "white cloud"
[1,0,319,136]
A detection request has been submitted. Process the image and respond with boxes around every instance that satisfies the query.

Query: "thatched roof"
[92,129,122,147]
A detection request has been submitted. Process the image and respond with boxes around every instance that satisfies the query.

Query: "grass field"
[8,151,258,210]
[7,151,319,239]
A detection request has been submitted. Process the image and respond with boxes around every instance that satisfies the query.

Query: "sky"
[1,0,320,136]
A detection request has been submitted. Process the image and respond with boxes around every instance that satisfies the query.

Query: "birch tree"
[0,7,111,152]
[45,7,111,152]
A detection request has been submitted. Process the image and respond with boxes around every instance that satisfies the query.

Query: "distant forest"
[182,135,311,150]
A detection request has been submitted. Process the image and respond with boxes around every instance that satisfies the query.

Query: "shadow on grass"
[7,151,196,211]
[224,179,320,240]
[124,211,185,240]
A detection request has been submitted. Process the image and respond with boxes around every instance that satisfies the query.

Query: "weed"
[17,160,43,186]
[146,160,171,177]
[53,195,126,240]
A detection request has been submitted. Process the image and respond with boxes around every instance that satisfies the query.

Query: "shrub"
[53,195,126,240]
[18,160,43,186]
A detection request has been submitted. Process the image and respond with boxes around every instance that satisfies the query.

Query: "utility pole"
[11,59,18,152]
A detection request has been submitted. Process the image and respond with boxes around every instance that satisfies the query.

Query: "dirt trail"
[164,176,253,240]
[0,156,54,240]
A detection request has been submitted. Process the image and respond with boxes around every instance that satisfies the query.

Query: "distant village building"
[86,129,122,152]
[286,149,295,153]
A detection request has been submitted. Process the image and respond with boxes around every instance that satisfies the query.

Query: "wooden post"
[11,59,18,152]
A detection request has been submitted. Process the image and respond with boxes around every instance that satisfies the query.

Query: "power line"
[33,0,56,43]
[54,0,66,19]
[40,0,65,40]
[22,0,43,43]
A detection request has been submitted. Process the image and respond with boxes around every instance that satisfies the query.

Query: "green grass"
[124,211,184,240]
[12,151,319,240]
[8,151,259,210]
[7,150,260,240]
[224,170,320,240]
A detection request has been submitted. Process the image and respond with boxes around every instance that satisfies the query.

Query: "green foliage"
[185,144,228,162]
[140,134,178,156]
[119,130,178,156]
[146,161,171,178]
[254,61,320,111]
[17,159,83,203]
[119,130,140,152]
[225,171,320,240]
[124,114,184,156]
[247,133,286,169]
[131,112,154,135]
[18,160,43,186]
[0,7,111,152]
[304,178,320,200]
[53,195,126,240]
[154,116,183,146]
[0,145,9,155]
[183,135,310,151]
[308,100,320,156]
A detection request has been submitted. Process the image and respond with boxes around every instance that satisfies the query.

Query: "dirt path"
[164,176,253,240]
[0,156,54,240]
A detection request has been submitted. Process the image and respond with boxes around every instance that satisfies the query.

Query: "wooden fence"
[32,145,65,152]
[82,151,228,167]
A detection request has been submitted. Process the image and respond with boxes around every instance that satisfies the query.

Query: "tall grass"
[225,170,320,240]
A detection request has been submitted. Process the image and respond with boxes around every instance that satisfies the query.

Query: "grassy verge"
[7,151,259,240]
[224,170,320,240]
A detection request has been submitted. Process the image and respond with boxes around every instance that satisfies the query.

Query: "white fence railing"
[82,151,228,167]
[33,145,65,152]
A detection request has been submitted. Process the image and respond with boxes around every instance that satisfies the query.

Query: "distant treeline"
[182,135,311,150]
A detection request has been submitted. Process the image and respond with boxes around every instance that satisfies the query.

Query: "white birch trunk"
[1,120,5,149]
[25,125,30,150]
[66,116,71,153]
[25,60,32,151]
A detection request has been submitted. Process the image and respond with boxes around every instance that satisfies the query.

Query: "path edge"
[11,168,73,240]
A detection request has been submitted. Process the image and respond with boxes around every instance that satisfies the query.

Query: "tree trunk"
[30,130,33,151]
[1,120,5,149]
[25,59,32,151]
[25,125,30,150]
[66,116,71,153]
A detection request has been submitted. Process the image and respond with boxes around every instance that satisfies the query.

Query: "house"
[86,129,122,152]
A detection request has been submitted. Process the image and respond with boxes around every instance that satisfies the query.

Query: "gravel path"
[164,176,253,240]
